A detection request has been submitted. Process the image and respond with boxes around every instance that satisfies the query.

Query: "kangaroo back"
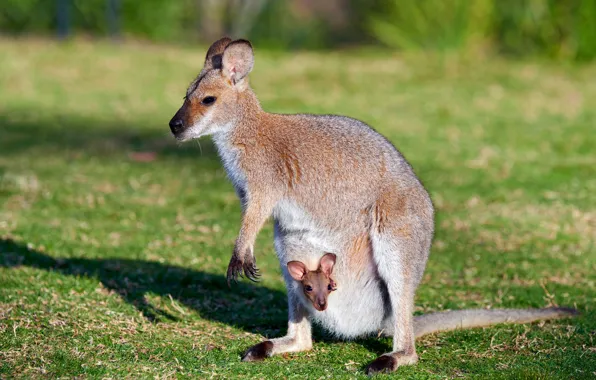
[414,307,578,338]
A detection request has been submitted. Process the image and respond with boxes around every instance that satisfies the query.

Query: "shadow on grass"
[1,238,393,354]
[0,238,287,335]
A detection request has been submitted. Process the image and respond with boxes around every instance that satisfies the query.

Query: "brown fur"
[347,233,372,278]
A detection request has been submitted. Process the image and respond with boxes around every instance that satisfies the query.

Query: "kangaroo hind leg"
[242,288,312,361]
[366,188,433,374]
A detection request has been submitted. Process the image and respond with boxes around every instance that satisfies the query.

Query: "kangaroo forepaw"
[226,255,244,286]
[241,341,273,362]
[365,352,418,375]
[243,258,261,282]
[227,253,260,284]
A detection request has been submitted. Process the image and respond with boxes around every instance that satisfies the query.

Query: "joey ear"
[287,261,307,281]
[222,39,254,85]
[320,253,337,276]
[202,37,232,72]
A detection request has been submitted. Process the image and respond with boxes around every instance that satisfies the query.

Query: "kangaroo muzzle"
[169,116,184,135]
[315,297,327,311]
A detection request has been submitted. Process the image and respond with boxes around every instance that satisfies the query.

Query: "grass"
[0,38,595,378]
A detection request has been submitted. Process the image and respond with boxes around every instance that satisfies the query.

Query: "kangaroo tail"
[414,307,578,338]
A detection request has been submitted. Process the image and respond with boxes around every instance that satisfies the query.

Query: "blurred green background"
[2,0,596,60]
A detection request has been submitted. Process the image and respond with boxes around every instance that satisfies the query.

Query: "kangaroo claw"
[226,255,244,286]
[243,258,261,282]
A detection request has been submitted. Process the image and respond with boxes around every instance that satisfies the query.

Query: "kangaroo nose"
[169,118,184,134]
[318,300,326,310]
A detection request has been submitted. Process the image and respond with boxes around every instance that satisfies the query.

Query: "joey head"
[287,253,337,311]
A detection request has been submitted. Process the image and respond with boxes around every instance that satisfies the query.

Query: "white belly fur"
[308,274,389,338]
[274,199,390,338]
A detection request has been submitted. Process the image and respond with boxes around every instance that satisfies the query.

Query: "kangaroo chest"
[213,134,249,202]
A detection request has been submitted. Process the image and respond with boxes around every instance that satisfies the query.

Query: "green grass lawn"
[0,38,595,378]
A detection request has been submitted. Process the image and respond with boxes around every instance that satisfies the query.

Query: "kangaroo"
[168,37,578,374]
[287,253,338,312]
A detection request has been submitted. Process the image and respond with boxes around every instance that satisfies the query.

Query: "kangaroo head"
[169,37,256,141]
[287,253,337,311]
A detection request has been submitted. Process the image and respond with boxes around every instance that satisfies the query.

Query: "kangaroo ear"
[287,261,307,281]
[203,36,232,71]
[222,39,254,85]
[320,253,337,276]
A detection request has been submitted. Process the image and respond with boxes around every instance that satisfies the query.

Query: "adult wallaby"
[168,37,577,374]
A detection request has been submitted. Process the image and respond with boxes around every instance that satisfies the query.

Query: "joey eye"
[201,96,216,105]
[327,284,333,291]
[304,285,313,292]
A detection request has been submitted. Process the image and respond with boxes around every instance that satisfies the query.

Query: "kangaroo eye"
[327,284,333,291]
[304,285,313,292]
[201,96,216,105]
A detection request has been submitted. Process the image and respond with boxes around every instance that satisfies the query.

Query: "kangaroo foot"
[365,351,418,375]
[242,341,273,362]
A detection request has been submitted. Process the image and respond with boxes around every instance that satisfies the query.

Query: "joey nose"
[169,118,184,134]
[318,300,326,310]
